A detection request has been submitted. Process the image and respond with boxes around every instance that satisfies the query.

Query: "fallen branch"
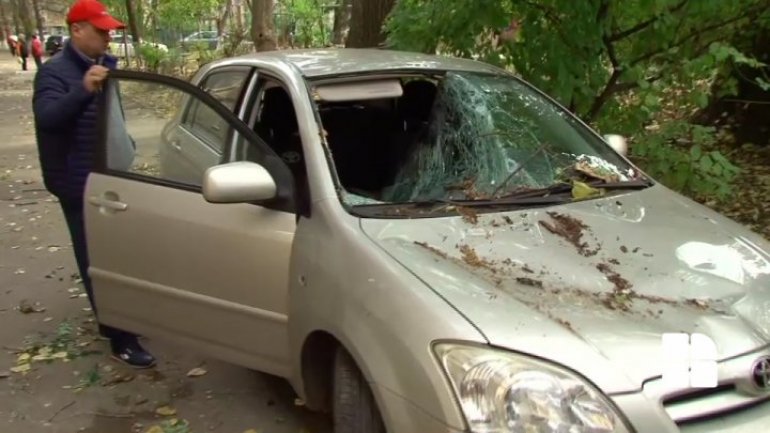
[48,401,76,422]
[722,99,770,105]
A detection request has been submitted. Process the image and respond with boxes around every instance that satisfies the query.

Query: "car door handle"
[88,195,128,211]
[170,140,182,152]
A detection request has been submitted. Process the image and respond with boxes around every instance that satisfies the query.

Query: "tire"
[332,347,387,433]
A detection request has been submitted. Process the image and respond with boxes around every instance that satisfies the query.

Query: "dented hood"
[360,185,770,394]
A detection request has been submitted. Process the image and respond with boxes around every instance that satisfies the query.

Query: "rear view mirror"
[604,134,628,156]
[203,162,276,203]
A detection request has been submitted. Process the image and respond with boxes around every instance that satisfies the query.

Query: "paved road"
[0,52,330,433]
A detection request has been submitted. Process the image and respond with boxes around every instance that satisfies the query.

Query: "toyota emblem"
[751,357,770,390]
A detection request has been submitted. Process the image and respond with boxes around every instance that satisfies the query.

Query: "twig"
[629,10,759,66]
[722,99,770,105]
[492,142,550,197]
[608,0,690,42]
[48,401,76,422]
[90,411,135,418]
[2,345,25,353]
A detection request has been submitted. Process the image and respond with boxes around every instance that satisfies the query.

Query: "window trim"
[181,66,255,154]
[238,71,313,217]
[96,70,297,214]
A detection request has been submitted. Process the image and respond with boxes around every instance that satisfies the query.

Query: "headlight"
[435,344,631,433]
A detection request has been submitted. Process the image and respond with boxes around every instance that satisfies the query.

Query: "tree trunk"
[235,0,244,31]
[149,0,159,42]
[31,0,44,38]
[250,0,276,52]
[0,1,11,41]
[346,0,395,48]
[217,0,233,37]
[11,0,34,36]
[332,0,352,46]
[8,0,21,35]
[124,0,141,42]
[315,0,326,46]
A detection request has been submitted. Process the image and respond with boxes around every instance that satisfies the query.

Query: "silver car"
[90,49,770,433]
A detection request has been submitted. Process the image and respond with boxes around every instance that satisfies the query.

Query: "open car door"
[84,70,298,377]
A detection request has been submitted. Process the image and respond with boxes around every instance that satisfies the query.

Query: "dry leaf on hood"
[571,181,605,200]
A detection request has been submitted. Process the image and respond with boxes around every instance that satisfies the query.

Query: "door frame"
[95,69,297,214]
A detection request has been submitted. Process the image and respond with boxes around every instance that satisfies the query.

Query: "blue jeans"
[59,198,135,343]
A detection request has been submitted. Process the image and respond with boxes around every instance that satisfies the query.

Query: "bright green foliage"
[277,0,334,47]
[155,0,221,28]
[137,44,170,73]
[387,0,769,201]
[633,123,740,200]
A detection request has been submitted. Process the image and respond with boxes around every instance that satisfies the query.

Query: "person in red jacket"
[31,34,44,68]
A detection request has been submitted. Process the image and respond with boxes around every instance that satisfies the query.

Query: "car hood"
[360,185,770,394]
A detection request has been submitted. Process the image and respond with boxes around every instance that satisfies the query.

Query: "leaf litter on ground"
[7,320,101,375]
[155,406,177,416]
[144,418,190,433]
[17,299,45,314]
[186,367,207,377]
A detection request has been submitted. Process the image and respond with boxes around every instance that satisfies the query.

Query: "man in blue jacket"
[32,0,155,368]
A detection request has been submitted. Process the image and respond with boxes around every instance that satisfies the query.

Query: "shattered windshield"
[317,71,640,210]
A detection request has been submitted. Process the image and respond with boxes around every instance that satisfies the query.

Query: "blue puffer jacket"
[32,42,118,202]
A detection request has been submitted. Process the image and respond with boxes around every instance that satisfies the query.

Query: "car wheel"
[332,347,386,433]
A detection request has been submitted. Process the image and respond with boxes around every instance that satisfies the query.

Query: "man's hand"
[83,65,110,93]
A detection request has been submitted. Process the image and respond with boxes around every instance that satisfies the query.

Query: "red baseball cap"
[66,0,125,30]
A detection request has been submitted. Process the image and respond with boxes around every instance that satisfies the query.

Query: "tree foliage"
[387,0,770,200]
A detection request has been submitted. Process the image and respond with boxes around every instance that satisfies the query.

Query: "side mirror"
[603,134,628,156]
[203,161,277,204]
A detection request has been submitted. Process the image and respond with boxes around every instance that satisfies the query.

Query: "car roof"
[220,48,506,78]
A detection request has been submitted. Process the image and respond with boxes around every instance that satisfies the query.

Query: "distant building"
[42,8,67,36]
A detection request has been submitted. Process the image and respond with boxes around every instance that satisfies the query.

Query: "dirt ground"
[0,52,330,433]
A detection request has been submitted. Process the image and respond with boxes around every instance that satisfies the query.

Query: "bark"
[124,0,141,42]
[235,0,244,31]
[0,1,10,40]
[148,0,159,41]
[6,0,20,35]
[217,0,233,37]
[11,0,34,36]
[250,0,276,52]
[315,0,326,46]
[31,0,44,38]
[331,0,352,45]
[346,0,395,48]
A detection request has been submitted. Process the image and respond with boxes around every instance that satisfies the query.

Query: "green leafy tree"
[387,0,769,201]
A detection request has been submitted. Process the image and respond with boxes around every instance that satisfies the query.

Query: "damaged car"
[89,49,770,432]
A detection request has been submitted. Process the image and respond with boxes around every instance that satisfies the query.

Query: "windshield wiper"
[351,178,653,215]
[440,177,653,207]
[496,177,653,201]
[406,192,574,208]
